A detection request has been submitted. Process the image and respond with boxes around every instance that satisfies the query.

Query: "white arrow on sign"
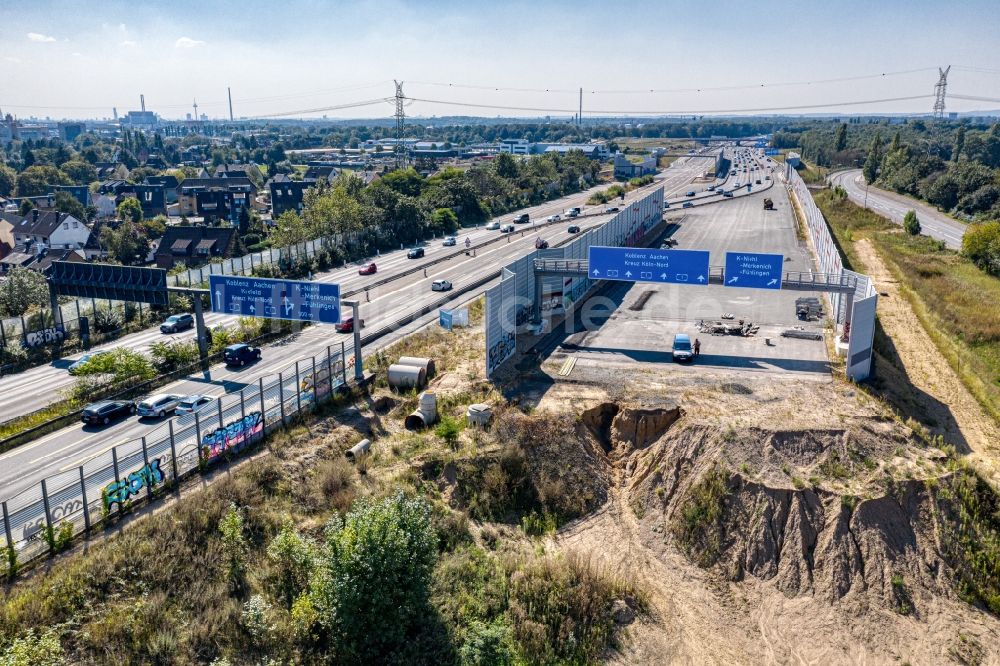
[697,275,705,282]
[283,296,293,316]
[214,290,222,310]
[660,273,667,279]
[625,271,632,278]
[728,277,739,284]
[592,269,600,276]
[766,278,778,286]
[249,304,256,314]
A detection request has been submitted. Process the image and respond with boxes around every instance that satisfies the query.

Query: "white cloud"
[72,52,82,57]
[120,40,138,47]
[174,37,205,48]
[4,56,22,63]
[27,32,56,43]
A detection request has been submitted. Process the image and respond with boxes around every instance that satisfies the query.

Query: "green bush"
[435,415,463,449]
[265,525,317,609]
[149,340,200,374]
[305,492,437,662]
[903,210,921,236]
[672,464,731,567]
[962,220,1000,276]
[92,307,123,334]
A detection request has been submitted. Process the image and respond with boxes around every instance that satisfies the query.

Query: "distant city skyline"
[2,0,999,120]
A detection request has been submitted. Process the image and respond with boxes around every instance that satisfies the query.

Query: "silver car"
[175,394,214,415]
[137,393,184,418]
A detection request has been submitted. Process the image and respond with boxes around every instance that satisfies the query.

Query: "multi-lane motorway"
[828,169,966,249]
[0,152,730,504]
[0,158,711,426]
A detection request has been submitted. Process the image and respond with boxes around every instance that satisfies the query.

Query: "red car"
[358,262,377,275]
[336,317,365,333]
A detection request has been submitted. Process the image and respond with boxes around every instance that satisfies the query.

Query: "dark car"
[223,343,261,367]
[723,191,734,198]
[358,262,377,275]
[82,400,136,426]
[682,201,694,208]
[336,317,365,333]
[160,313,194,334]
[685,191,696,197]
[567,225,580,233]
[407,247,425,259]
[513,213,530,224]
[535,238,549,249]
[605,206,620,213]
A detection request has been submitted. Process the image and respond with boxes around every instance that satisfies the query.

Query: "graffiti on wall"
[200,411,263,462]
[487,330,516,375]
[23,325,66,348]
[103,459,165,510]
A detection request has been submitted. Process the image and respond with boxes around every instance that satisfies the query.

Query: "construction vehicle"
[763,198,774,210]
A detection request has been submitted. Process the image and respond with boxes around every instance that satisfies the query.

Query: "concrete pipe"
[345,438,371,461]
[387,364,426,390]
[396,356,435,378]
[404,411,428,430]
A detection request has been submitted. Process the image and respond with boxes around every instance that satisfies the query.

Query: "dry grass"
[816,189,1000,424]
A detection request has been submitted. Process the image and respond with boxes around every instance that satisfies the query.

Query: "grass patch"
[816,189,1000,425]
[933,458,1000,615]
[432,545,644,665]
[672,464,731,567]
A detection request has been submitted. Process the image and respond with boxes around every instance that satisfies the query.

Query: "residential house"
[144,175,180,204]
[304,165,337,181]
[155,225,237,269]
[0,244,86,275]
[94,162,130,181]
[4,210,93,251]
[178,177,257,223]
[90,194,118,220]
[50,184,91,208]
[268,175,317,217]
[123,184,167,218]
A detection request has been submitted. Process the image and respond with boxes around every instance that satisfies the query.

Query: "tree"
[306,492,437,662]
[862,134,883,184]
[60,159,97,185]
[903,210,921,236]
[889,130,902,153]
[53,191,87,221]
[962,221,1000,276]
[116,197,143,223]
[430,207,459,234]
[17,199,36,216]
[100,222,150,265]
[494,152,519,180]
[141,214,167,239]
[15,165,69,197]
[954,125,966,162]
[0,267,49,317]
[267,525,317,609]
[0,164,15,197]
[834,123,848,152]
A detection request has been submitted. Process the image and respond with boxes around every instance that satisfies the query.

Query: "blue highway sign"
[209,275,341,323]
[724,252,783,289]
[588,246,710,285]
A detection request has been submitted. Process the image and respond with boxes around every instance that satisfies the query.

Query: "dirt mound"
[620,421,986,618]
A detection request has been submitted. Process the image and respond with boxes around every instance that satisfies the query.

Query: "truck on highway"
[763,198,774,210]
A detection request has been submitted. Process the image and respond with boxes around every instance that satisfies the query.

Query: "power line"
[408,67,941,96]
[247,97,393,119]
[402,94,937,116]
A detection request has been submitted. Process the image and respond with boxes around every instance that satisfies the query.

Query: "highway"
[0,153,723,513]
[828,169,966,249]
[0,157,711,426]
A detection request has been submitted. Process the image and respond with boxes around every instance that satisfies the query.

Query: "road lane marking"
[58,438,132,472]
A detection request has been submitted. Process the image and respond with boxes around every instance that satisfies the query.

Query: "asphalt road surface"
[0,153,729,508]
[0,157,716,426]
[828,169,966,249]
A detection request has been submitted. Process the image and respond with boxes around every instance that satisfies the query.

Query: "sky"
[1,0,999,121]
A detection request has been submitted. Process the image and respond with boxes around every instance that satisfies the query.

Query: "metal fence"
[0,340,353,574]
